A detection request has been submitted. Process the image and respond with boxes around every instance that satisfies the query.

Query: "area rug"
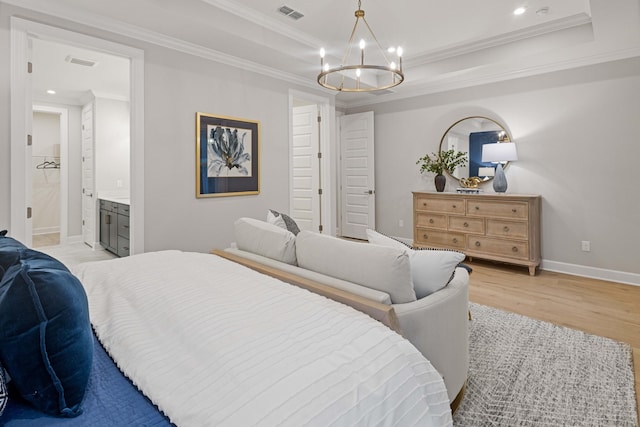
[453,303,638,426]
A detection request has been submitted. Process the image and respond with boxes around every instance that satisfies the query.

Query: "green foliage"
[416,149,469,175]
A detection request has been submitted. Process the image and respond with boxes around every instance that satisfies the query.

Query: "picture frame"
[196,112,260,198]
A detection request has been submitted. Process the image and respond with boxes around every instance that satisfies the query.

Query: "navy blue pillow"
[0,231,27,280]
[0,249,93,417]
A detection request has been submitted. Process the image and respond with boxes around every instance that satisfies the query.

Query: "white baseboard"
[401,236,639,287]
[541,260,640,287]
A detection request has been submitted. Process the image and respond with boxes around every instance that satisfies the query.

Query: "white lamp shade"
[482,142,518,163]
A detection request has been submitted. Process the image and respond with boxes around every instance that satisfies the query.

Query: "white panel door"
[291,104,320,232]
[81,102,96,248]
[340,111,375,240]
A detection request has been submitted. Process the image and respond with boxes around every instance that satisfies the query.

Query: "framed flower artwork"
[196,112,260,197]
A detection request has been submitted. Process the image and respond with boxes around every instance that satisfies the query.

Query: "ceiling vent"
[278,5,304,20]
[65,55,98,67]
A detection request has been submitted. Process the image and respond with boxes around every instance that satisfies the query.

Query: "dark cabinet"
[99,199,130,257]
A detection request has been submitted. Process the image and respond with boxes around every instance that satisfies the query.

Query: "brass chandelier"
[317,0,404,92]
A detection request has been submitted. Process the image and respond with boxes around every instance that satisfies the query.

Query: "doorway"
[31,107,69,247]
[10,17,145,253]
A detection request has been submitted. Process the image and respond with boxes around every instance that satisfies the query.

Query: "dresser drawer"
[415,228,465,249]
[449,216,484,234]
[415,212,447,229]
[415,196,465,214]
[468,236,529,260]
[467,200,528,219]
[486,219,528,239]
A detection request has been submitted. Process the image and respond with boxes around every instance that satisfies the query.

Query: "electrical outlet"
[398,219,404,227]
[581,241,590,252]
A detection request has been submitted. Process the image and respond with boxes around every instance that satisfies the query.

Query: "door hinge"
[27,207,32,219]
[317,152,322,159]
[317,115,321,123]
[82,219,85,226]
[27,134,32,146]
[318,188,323,195]
[318,224,323,232]
[27,62,32,74]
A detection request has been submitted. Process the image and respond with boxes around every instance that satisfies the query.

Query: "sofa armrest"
[393,267,469,403]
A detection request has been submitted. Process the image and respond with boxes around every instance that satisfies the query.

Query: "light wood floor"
[465,259,640,418]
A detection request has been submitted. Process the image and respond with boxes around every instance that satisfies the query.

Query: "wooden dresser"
[413,192,541,275]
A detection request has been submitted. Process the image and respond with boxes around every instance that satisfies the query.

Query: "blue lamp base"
[493,163,508,193]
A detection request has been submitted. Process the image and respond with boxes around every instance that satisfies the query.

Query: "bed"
[2,249,452,426]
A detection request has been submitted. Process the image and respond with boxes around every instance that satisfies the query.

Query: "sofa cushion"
[0,249,93,417]
[234,218,297,265]
[366,229,465,298]
[295,231,416,304]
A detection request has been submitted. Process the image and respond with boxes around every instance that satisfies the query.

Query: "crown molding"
[407,13,592,67]
[200,0,322,49]
[1,0,319,92]
[345,45,640,109]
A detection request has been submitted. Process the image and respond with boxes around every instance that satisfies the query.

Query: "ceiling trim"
[0,0,324,94]
[408,13,592,66]
[200,0,322,49]
[345,45,640,109]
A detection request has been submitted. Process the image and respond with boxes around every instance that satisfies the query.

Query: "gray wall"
[0,4,325,253]
[348,57,640,275]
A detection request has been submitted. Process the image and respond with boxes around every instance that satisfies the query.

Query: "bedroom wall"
[347,56,640,280]
[0,4,329,253]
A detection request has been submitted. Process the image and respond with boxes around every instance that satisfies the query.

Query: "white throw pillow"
[234,218,297,265]
[366,229,465,299]
[296,231,416,304]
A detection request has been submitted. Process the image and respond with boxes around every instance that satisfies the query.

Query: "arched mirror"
[438,116,512,183]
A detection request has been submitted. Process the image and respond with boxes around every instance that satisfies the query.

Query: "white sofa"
[224,218,469,404]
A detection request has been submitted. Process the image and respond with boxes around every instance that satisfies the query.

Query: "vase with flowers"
[416,149,468,192]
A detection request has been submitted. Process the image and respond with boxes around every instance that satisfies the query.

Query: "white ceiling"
[22,0,617,106]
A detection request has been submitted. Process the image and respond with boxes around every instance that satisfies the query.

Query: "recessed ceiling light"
[514,7,526,15]
[46,89,56,95]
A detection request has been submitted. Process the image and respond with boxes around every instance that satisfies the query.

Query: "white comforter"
[74,251,452,427]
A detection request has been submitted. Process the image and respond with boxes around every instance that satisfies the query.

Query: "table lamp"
[482,142,518,192]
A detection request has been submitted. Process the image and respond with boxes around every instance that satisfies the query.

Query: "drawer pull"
[123,225,129,229]
[429,219,434,224]
[452,204,457,209]
[123,246,129,251]
[512,208,517,213]
[423,234,428,239]
[463,222,469,228]
[423,202,427,207]
[475,241,481,247]
[475,206,480,210]
[503,226,510,232]
[512,246,518,253]
[452,238,458,244]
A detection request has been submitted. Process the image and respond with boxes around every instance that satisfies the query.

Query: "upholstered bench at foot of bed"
[214,244,469,404]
